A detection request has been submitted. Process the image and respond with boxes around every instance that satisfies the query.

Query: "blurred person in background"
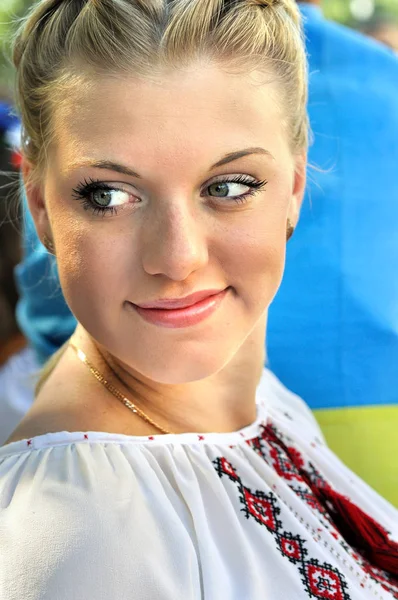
[364,14,398,52]
[0,182,76,446]
[0,98,23,361]
[267,0,398,505]
[0,99,37,443]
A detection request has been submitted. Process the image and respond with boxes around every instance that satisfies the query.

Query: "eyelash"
[72,178,123,217]
[71,175,268,217]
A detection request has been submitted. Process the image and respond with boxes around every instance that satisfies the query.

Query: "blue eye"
[91,188,131,208]
[208,181,253,198]
[205,176,268,204]
[72,178,138,216]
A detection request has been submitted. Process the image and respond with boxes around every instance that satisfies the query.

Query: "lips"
[135,289,227,310]
[131,288,229,329]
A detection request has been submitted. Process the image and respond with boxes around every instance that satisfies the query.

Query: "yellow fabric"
[313,406,398,507]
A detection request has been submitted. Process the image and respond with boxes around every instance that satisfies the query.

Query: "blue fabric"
[0,103,18,133]
[267,5,398,409]
[15,194,76,364]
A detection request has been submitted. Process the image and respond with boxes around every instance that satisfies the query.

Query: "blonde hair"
[12,0,308,392]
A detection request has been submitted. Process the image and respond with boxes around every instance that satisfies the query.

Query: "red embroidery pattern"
[361,562,398,598]
[252,421,398,599]
[246,427,333,528]
[213,456,351,599]
[305,564,348,600]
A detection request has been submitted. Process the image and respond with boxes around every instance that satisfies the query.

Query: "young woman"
[0,0,397,598]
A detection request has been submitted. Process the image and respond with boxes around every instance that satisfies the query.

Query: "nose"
[141,200,209,281]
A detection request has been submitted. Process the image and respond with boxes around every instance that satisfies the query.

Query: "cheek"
[218,207,288,306]
[52,216,134,316]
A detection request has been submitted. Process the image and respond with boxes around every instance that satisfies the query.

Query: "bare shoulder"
[3,361,91,446]
[3,365,157,446]
[3,395,83,446]
[4,415,58,446]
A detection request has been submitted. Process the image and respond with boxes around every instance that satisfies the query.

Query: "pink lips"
[132,288,229,328]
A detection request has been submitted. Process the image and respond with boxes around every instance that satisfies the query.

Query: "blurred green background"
[323,0,398,24]
[1,0,398,92]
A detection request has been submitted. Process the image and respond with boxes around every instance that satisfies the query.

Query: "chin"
[84,307,254,385]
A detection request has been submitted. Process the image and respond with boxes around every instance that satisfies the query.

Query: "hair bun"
[246,0,301,27]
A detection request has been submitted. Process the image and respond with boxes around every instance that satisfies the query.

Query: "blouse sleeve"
[0,443,202,600]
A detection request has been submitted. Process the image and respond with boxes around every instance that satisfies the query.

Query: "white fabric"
[0,347,38,446]
[0,368,397,600]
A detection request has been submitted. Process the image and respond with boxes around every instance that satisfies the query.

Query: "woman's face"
[27,62,306,384]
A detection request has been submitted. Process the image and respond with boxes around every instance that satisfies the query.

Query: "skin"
[9,62,305,441]
[367,24,398,52]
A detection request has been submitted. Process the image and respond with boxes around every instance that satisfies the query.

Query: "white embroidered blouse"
[0,368,397,600]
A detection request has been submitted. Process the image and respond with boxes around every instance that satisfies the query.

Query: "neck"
[72,320,267,435]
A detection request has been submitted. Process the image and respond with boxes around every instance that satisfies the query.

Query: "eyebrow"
[68,147,273,177]
[210,147,274,169]
[68,159,142,178]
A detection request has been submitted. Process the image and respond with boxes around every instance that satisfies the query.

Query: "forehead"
[53,63,288,169]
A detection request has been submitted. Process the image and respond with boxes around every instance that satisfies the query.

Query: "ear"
[288,150,307,225]
[22,159,51,242]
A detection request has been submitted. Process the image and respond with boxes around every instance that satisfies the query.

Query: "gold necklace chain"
[69,343,173,435]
